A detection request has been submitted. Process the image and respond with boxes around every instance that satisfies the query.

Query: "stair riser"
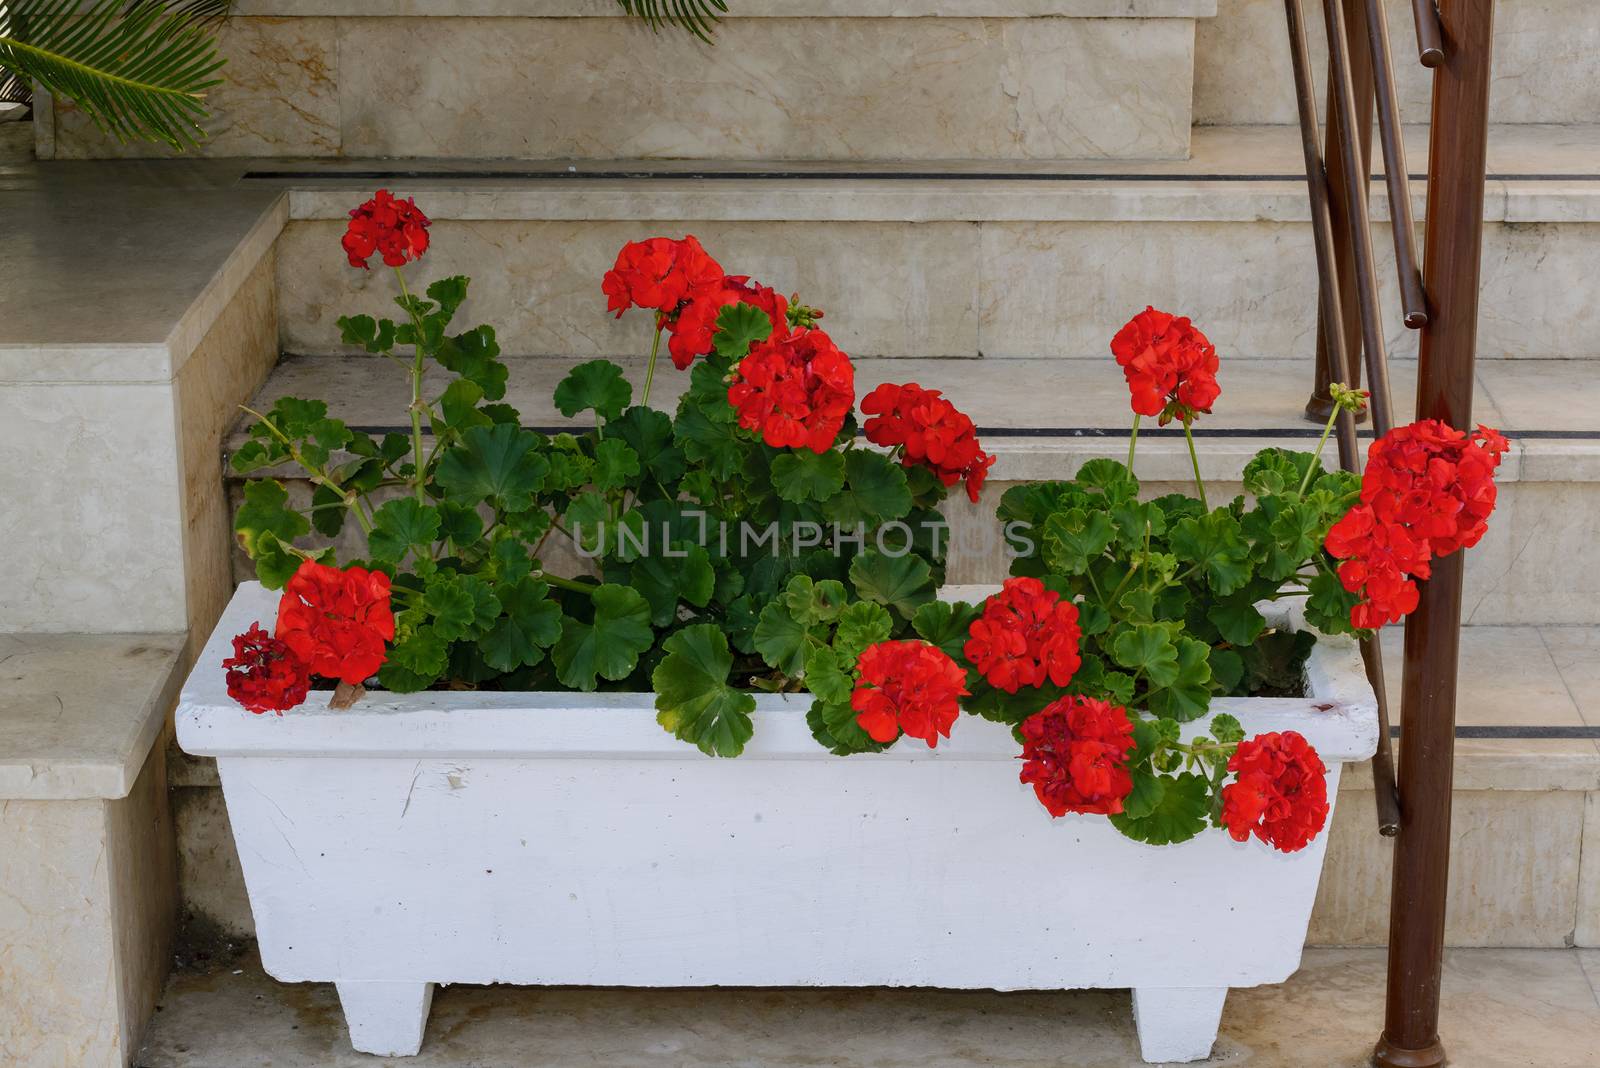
[1197,0,1597,127]
[40,14,1197,161]
[277,217,1600,360]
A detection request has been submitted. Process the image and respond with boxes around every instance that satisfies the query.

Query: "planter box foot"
[335,981,435,1056]
[1131,986,1227,1063]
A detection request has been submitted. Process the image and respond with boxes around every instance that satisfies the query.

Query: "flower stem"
[1182,415,1209,511]
[393,267,429,503]
[242,407,374,535]
[541,573,599,597]
[641,322,664,409]
[1298,402,1343,498]
[1127,413,1141,471]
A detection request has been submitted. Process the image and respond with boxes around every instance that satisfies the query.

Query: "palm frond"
[614,0,728,43]
[0,0,227,149]
[132,0,232,23]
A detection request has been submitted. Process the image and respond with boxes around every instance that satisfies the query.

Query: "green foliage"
[0,1,227,150]
[614,0,729,44]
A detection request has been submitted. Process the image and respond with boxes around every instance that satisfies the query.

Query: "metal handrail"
[1366,0,1429,329]
[1412,0,1445,67]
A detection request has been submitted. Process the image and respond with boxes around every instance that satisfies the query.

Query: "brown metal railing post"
[1305,0,1376,423]
[1372,2,1496,1065]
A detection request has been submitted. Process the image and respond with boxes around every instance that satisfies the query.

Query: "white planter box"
[179,582,1379,1063]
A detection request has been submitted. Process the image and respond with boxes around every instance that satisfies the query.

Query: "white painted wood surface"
[180,582,1379,1061]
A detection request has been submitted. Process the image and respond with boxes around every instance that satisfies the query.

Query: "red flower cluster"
[861,382,995,504]
[1110,306,1220,425]
[964,577,1083,693]
[602,235,724,321]
[668,276,789,369]
[342,189,430,270]
[1018,695,1136,816]
[275,561,395,686]
[727,327,856,453]
[851,640,970,748]
[223,622,311,715]
[1220,731,1329,853]
[1324,420,1509,628]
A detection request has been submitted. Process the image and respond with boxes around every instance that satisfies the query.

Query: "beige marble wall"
[1195,0,1599,127]
[277,217,1600,361]
[1310,787,1588,947]
[279,219,981,358]
[173,252,282,660]
[43,15,1196,161]
[0,747,176,1068]
[0,383,187,632]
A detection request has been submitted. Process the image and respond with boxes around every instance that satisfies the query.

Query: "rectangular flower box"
[179,581,1378,1063]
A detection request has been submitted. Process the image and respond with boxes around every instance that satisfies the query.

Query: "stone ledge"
[0,634,186,800]
[236,1,1218,14]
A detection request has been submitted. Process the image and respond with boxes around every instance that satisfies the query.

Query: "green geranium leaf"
[1209,592,1267,648]
[593,438,643,491]
[772,450,847,503]
[424,572,501,642]
[784,575,848,626]
[437,378,490,433]
[754,600,818,676]
[1209,646,1246,693]
[435,424,549,512]
[554,359,632,423]
[653,624,757,758]
[437,502,485,548]
[553,583,654,690]
[611,406,686,485]
[1108,772,1210,845]
[1146,637,1215,721]
[309,483,347,538]
[629,542,715,626]
[1042,507,1117,574]
[912,600,981,661]
[1121,769,1165,821]
[807,695,888,755]
[849,550,935,620]
[1242,448,1319,498]
[479,577,563,672]
[426,275,470,321]
[235,479,309,558]
[1075,458,1140,503]
[824,450,913,527]
[435,324,508,400]
[833,600,895,664]
[1305,569,1361,636]
[712,302,777,361]
[1170,511,1252,596]
[1111,623,1180,686]
[337,314,397,355]
[368,498,441,565]
[1209,712,1245,745]
[805,645,854,706]
[249,530,305,590]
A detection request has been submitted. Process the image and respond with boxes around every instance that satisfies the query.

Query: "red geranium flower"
[667,276,789,369]
[1018,695,1136,817]
[342,189,430,270]
[963,577,1082,693]
[727,326,856,453]
[601,235,724,320]
[1220,730,1329,853]
[850,640,970,748]
[1324,421,1508,629]
[1110,306,1220,425]
[223,622,311,715]
[275,560,395,686]
[861,382,996,503]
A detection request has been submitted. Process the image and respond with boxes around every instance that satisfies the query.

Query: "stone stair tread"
[135,946,1600,1068]
[0,633,185,800]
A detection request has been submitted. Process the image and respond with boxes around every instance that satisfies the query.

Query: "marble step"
[266,124,1600,362]
[135,946,1600,1067]
[227,352,1600,627]
[37,2,1213,162]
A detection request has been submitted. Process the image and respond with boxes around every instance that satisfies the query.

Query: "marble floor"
[138,947,1600,1068]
